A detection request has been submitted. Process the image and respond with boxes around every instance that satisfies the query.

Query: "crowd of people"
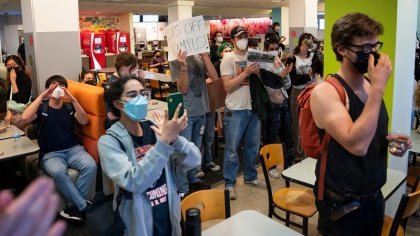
[0,12,414,236]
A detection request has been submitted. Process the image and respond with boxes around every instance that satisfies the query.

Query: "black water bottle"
[185,207,201,236]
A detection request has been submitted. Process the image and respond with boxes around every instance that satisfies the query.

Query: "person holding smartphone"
[98,76,200,236]
[169,50,219,196]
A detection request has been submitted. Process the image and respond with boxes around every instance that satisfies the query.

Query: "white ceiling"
[0,0,294,17]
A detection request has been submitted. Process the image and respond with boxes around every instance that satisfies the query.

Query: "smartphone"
[167,92,184,119]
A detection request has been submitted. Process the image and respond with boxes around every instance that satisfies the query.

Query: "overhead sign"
[165,16,210,61]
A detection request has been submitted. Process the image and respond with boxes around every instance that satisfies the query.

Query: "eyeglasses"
[348,41,383,53]
[123,90,150,100]
[5,63,18,69]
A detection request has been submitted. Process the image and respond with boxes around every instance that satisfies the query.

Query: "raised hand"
[368,53,392,92]
[9,69,17,84]
[151,103,188,144]
[177,50,188,68]
[244,62,260,76]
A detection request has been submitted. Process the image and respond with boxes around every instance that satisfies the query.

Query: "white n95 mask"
[52,87,65,99]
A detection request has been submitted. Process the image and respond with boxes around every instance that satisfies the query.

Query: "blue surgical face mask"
[122,95,148,121]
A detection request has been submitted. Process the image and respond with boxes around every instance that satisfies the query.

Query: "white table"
[0,125,25,140]
[0,136,40,162]
[281,158,407,201]
[202,210,302,236]
[148,100,167,111]
[143,71,172,83]
[410,130,420,154]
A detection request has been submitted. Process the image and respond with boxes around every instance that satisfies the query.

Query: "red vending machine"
[89,32,106,69]
[105,30,118,54]
[117,31,130,53]
[80,30,92,55]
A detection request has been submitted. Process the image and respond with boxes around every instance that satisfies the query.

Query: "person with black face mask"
[4,55,31,130]
[310,13,411,236]
[149,50,169,74]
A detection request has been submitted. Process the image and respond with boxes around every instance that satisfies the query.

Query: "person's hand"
[280,63,293,78]
[41,84,58,100]
[273,57,284,71]
[177,50,188,68]
[9,69,17,84]
[386,133,412,157]
[61,86,76,102]
[368,53,392,92]
[244,62,260,76]
[151,104,188,144]
[206,78,213,84]
[0,177,66,236]
[4,111,12,125]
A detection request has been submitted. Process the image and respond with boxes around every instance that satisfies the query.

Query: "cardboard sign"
[165,16,210,61]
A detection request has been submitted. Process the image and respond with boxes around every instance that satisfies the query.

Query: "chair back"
[413,176,420,193]
[148,79,161,90]
[149,68,159,73]
[142,62,149,70]
[165,69,171,75]
[181,189,230,222]
[260,144,285,171]
[389,190,420,235]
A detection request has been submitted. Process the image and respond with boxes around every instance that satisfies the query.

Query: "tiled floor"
[203,166,420,236]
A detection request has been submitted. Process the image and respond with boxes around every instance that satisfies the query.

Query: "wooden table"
[281,158,407,201]
[0,125,25,140]
[143,71,172,83]
[202,210,302,236]
[0,137,39,162]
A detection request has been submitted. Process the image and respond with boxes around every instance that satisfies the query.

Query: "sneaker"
[227,187,236,200]
[244,179,267,189]
[203,162,221,172]
[196,169,205,178]
[269,169,281,179]
[60,206,85,223]
[189,180,211,191]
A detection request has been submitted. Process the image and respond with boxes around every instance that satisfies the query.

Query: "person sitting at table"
[104,52,144,129]
[98,76,200,236]
[149,50,169,74]
[21,75,97,223]
[310,13,411,235]
[79,71,96,85]
[4,55,32,131]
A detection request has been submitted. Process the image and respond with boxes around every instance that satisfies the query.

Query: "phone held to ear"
[167,92,184,119]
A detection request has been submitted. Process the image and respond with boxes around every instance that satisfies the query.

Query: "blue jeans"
[40,145,97,211]
[201,112,215,167]
[223,108,260,187]
[263,101,295,168]
[176,115,206,192]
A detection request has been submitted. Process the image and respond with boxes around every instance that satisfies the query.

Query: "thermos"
[185,207,201,236]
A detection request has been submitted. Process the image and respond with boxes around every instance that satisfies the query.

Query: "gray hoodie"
[98,121,201,236]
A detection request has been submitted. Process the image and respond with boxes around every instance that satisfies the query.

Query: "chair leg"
[303,217,308,236]
[286,212,290,226]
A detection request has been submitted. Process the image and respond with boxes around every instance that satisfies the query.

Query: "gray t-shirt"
[170,55,210,116]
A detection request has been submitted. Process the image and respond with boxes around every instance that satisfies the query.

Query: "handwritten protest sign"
[165,16,210,61]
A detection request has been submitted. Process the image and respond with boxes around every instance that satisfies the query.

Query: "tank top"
[316,75,389,195]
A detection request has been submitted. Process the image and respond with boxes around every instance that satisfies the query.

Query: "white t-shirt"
[220,52,252,110]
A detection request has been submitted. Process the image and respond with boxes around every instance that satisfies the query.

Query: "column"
[272,7,290,46]
[21,0,81,95]
[167,1,194,24]
[271,8,281,26]
[288,0,318,51]
[324,0,418,218]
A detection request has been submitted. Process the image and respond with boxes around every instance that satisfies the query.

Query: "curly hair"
[331,13,383,62]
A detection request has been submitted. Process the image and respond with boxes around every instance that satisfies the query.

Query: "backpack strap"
[317,75,346,200]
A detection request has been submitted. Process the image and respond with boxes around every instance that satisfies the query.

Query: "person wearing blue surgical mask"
[98,76,201,236]
[210,31,224,63]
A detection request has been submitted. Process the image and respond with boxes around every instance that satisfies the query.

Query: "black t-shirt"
[130,129,171,236]
[35,102,79,155]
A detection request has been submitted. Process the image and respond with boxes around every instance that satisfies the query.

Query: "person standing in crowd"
[169,50,219,195]
[214,43,233,77]
[210,31,224,64]
[21,75,97,223]
[270,22,286,51]
[98,76,200,236]
[247,38,259,50]
[17,39,26,65]
[262,36,294,177]
[4,55,32,130]
[104,52,144,129]
[311,13,411,235]
[288,32,320,161]
[220,26,267,200]
[149,50,169,73]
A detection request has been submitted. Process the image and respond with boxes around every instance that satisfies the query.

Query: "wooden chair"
[142,62,149,71]
[181,189,230,222]
[407,166,420,188]
[381,187,420,236]
[259,144,317,236]
[148,79,169,100]
[165,69,171,75]
[149,68,159,73]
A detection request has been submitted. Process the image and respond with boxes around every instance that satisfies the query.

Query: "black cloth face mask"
[346,51,379,74]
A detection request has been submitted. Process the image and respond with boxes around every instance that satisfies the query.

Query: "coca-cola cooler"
[105,30,118,54]
[80,31,92,55]
[116,32,130,53]
[89,32,106,69]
